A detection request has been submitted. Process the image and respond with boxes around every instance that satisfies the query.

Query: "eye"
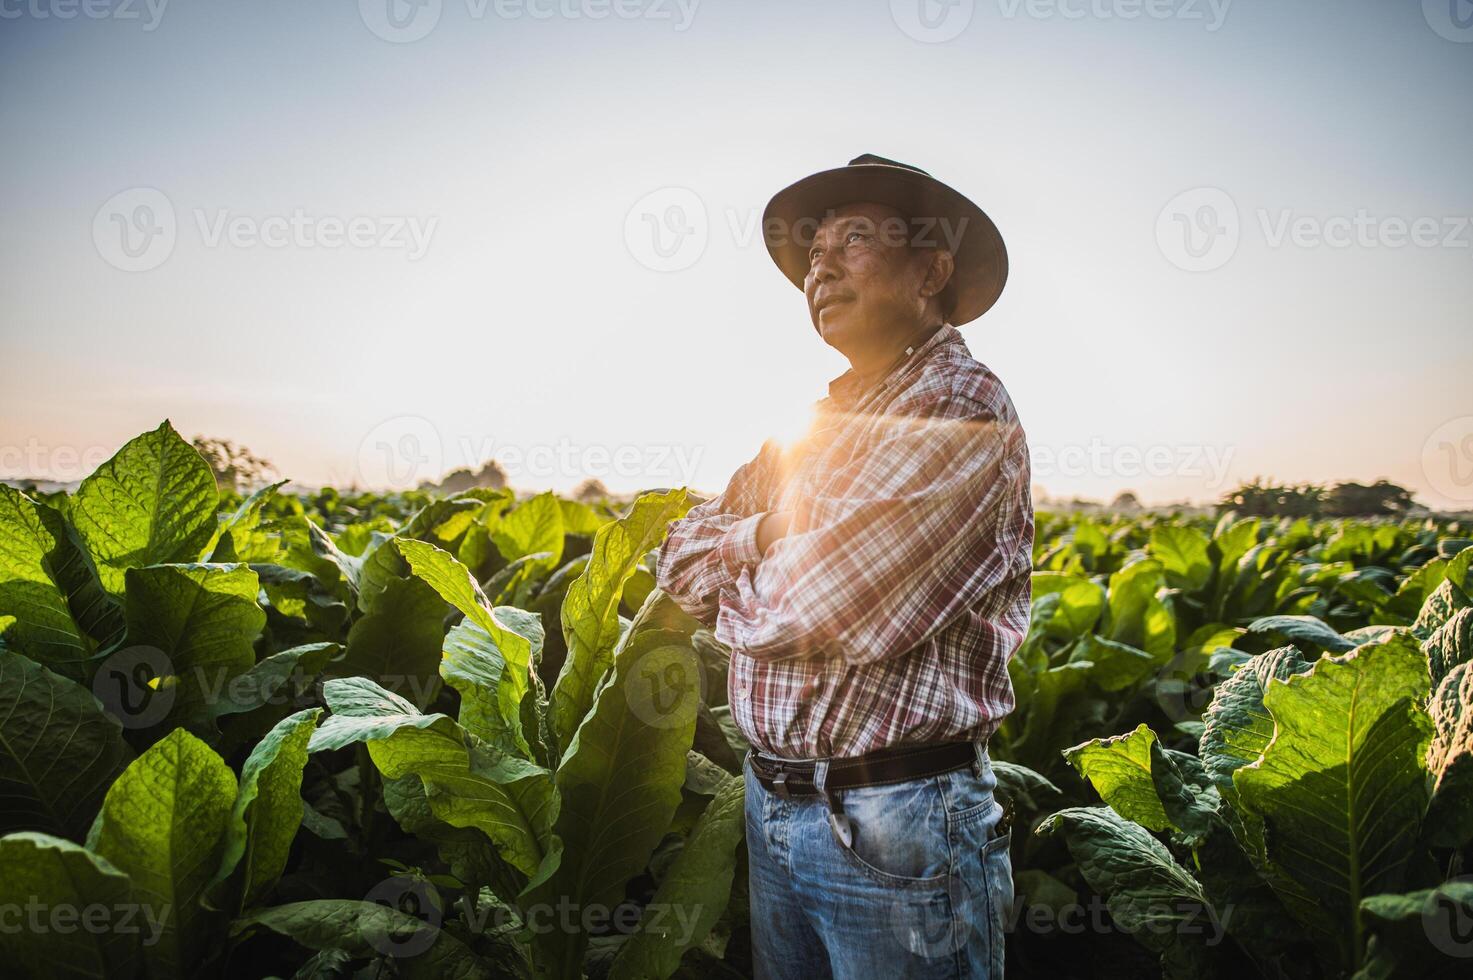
[808,248,824,264]
[846,231,870,246]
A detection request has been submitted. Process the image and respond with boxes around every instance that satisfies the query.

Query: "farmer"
[655,154,1033,979]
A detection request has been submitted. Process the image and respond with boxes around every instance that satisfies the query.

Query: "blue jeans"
[744,745,1012,979]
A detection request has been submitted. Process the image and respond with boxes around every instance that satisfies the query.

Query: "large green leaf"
[492,491,565,572]
[334,574,446,707]
[527,595,701,979]
[1232,637,1433,972]
[1106,559,1175,658]
[1198,645,1312,787]
[1150,525,1212,592]
[233,899,507,980]
[210,708,322,913]
[1065,724,1172,832]
[1247,615,1356,653]
[1426,661,1473,848]
[121,563,266,726]
[90,728,238,979]
[609,774,746,980]
[69,421,219,595]
[398,538,543,757]
[549,489,689,758]
[0,831,140,979]
[308,678,557,880]
[0,649,131,840]
[0,485,113,680]
[1356,881,1473,980]
[1423,607,1473,687]
[210,481,285,563]
[1039,806,1218,973]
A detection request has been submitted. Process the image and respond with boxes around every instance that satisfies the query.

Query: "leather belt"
[747,739,982,800]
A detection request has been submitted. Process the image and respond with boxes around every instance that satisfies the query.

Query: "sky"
[2,0,1471,508]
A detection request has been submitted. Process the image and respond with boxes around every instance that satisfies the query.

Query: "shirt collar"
[824,322,957,409]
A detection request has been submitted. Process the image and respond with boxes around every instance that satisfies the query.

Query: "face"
[803,201,944,356]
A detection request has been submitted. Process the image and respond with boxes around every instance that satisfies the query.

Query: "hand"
[756,511,794,556]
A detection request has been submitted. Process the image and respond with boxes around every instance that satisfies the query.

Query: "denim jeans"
[744,745,1013,979]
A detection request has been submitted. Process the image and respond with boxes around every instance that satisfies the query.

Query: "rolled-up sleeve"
[715,395,1027,667]
[655,439,780,626]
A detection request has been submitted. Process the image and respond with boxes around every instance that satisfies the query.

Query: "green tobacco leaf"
[1106,559,1175,659]
[1356,881,1473,980]
[209,641,339,722]
[308,678,557,880]
[0,649,132,840]
[335,574,446,708]
[210,708,322,913]
[1426,661,1473,848]
[1199,645,1312,788]
[210,481,285,563]
[1030,574,1106,639]
[559,498,608,537]
[1065,724,1172,832]
[122,563,266,726]
[492,491,565,572]
[0,485,113,680]
[609,775,746,980]
[1150,525,1212,592]
[69,421,219,595]
[233,899,501,980]
[1247,615,1356,653]
[1232,637,1433,971]
[1413,579,1471,640]
[550,489,689,759]
[0,831,139,979]
[91,728,237,980]
[1423,607,1473,687]
[1067,633,1157,692]
[1039,807,1217,968]
[527,602,701,978]
[398,538,543,756]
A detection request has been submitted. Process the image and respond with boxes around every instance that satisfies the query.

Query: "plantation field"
[2,421,1472,979]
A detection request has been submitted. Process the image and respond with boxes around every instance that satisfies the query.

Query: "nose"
[809,248,841,285]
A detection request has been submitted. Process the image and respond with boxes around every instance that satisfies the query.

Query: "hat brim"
[761,164,1007,326]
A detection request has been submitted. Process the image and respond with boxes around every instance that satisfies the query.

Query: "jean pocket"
[979,830,1013,974]
[833,778,953,887]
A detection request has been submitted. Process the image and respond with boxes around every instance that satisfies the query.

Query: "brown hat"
[762,153,1008,326]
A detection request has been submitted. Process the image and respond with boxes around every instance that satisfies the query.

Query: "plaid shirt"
[655,323,1033,759]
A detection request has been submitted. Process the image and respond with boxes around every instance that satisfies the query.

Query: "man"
[655,154,1032,979]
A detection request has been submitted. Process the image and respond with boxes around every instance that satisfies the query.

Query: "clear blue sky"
[3,0,1471,507]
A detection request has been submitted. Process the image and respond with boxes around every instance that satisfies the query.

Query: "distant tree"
[573,478,609,502]
[423,459,508,494]
[192,436,276,492]
[1110,491,1142,512]
[1323,480,1414,517]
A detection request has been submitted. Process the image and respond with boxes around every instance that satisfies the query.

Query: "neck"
[850,320,944,386]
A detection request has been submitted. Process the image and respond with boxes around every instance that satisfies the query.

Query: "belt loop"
[972,739,985,777]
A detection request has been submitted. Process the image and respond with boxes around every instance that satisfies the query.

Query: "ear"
[918,248,954,300]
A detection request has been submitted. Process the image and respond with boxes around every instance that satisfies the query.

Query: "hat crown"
[846,153,931,176]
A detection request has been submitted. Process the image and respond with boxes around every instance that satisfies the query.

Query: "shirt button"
[733,684,751,700]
